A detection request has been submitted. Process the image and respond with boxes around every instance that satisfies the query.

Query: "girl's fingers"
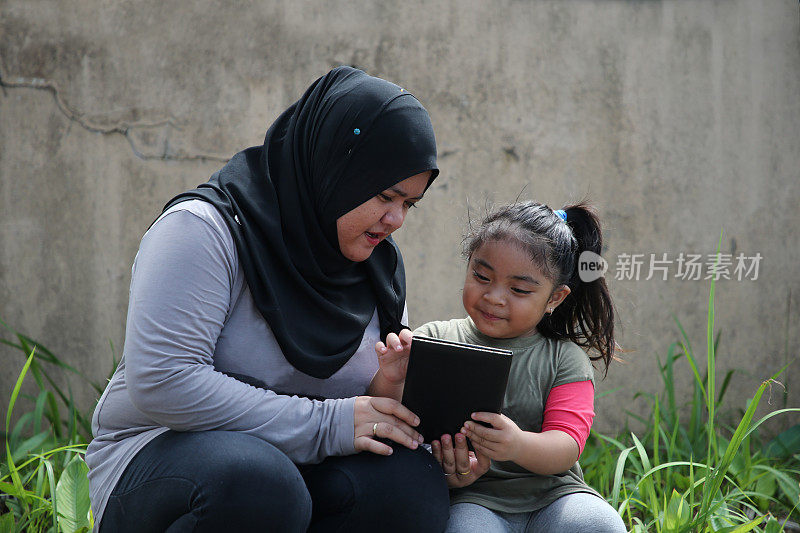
[375,341,388,354]
[385,332,402,351]
[453,433,472,475]
[471,412,501,426]
[463,421,496,444]
[398,328,413,347]
[440,434,456,473]
[431,440,443,465]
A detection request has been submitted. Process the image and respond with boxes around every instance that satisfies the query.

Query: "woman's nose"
[381,204,406,230]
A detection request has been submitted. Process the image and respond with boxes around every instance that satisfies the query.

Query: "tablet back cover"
[401,335,513,442]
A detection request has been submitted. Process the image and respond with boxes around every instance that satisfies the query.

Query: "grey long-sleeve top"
[86,200,388,527]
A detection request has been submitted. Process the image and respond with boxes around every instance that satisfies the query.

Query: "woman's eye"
[473,270,489,282]
[404,201,418,209]
[378,193,392,202]
[511,287,532,295]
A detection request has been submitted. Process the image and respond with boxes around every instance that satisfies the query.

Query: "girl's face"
[462,240,571,339]
[336,171,430,262]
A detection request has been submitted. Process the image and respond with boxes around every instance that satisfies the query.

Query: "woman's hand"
[353,396,424,456]
[374,329,413,385]
[460,412,525,462]
[431,432,491,488]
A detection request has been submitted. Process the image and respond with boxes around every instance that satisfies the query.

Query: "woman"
[86,66,450,532]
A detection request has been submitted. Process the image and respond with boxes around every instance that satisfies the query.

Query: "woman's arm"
[123,208,421,463]
[123,209,354,464]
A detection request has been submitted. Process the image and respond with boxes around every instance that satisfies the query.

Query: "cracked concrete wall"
[1,1,798,433]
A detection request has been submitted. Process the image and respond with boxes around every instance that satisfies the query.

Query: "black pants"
[99,430,449,532]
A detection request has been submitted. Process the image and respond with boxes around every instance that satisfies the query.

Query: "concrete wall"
[1,1,798,433]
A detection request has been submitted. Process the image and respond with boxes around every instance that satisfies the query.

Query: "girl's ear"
[548,285,571,310]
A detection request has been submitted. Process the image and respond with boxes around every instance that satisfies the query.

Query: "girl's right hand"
[353,396,424,455]
[431,432,491,488]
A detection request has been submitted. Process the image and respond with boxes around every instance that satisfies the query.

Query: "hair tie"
[554,209,567,222]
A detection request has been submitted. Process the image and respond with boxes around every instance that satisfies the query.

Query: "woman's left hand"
[461,412,524,462]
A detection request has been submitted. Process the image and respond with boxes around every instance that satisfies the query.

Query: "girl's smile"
[462,240,570,339]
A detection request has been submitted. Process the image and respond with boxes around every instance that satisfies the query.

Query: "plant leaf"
[0,513,15,533]
[55,456,91,533]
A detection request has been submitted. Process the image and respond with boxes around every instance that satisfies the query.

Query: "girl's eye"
[511,287,532,295]
[473,270,489,282]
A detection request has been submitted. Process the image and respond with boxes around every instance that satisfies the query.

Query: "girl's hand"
[374,329,413,385]
[353,396,423,456]
[461,412,524,462]
[431,432,491,488]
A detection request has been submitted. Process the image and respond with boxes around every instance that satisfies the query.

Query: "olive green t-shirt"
[414,317,600,513]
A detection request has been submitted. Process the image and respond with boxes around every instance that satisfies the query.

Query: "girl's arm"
[368,329,413,400]
[461,380,594,475]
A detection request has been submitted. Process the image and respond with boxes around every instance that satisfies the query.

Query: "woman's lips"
[365,231,386,245]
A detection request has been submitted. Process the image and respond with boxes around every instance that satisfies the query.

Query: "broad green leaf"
[663,489,690,531]
[763,517,781,533]
[754,473,776,511]
[0,513,14,533]
[55,456,91,533]
[764,424,800,459]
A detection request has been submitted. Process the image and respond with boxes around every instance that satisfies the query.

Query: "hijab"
[163,66,439,379]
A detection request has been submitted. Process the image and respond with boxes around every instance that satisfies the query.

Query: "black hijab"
[164,66,438,379]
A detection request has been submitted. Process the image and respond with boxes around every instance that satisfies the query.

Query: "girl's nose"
[483,287,505,306]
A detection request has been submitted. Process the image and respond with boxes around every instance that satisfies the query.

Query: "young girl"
[374,201,626,532]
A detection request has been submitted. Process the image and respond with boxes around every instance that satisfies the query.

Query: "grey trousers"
[445,493,626,533]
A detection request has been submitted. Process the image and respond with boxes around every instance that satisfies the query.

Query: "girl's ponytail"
[464,200,618,376]
[538,201,617,376]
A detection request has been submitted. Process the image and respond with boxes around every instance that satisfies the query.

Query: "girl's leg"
[445,503,511,533]
[99,430,311,533]
[525,492,626,533]
[302,442,450,532]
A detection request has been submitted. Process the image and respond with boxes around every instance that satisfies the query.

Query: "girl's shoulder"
[412,317,470,342]
[550,338,595,385]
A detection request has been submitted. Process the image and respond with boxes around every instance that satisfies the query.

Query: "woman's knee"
[307,444,449,532]
[180,432,312,531]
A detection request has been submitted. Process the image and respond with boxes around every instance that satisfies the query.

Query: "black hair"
[463,200,617,375]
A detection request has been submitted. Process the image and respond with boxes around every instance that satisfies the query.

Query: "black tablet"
[401,335,513,443]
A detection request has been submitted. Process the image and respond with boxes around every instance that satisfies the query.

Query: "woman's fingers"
[354,435,393,456]
[372,420,421,449]
[370,397,421,433]
[353,397,423,453]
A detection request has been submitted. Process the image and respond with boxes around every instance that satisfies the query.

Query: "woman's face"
[336,171,431,262]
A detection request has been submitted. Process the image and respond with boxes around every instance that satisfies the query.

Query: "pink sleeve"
[541,380,595,456]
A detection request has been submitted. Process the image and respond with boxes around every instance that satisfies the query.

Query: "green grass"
[1,267,798,532]
[582,261,800,532]
[0,318,113,533]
